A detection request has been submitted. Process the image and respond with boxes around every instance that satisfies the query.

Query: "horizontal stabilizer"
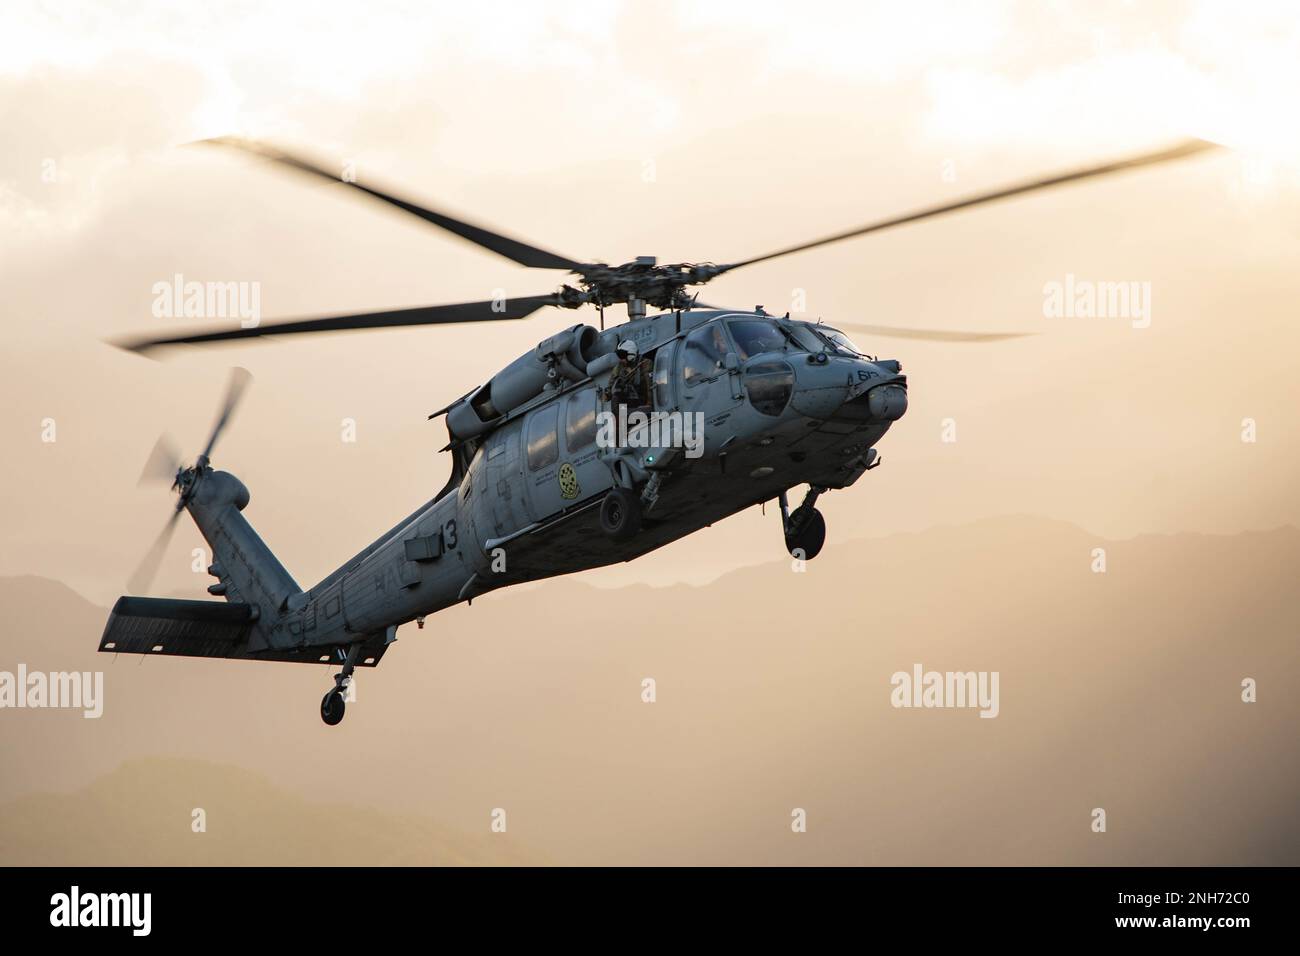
[99,596,389,667]
[101,596,254,659]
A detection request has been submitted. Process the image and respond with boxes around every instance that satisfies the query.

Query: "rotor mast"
[626,256,655,322]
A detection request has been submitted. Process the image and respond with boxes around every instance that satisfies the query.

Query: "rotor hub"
[561,258,725,312]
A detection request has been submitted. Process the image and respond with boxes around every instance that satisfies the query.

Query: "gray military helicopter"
[103,137,1219,724]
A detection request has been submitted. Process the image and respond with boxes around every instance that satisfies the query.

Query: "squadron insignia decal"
[558,462,581,500]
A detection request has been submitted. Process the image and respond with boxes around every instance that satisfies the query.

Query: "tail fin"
[185,469,299,618]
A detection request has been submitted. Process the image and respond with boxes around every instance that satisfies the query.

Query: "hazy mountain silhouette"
[0,757,543,865]
[1,516,1297,865]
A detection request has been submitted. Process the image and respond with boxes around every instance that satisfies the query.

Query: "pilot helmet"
[616,339,639,362]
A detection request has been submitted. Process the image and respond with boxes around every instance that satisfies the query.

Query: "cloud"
[0,55,208,237]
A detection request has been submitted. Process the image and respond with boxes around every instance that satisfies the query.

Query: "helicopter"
[101,136,1221,724]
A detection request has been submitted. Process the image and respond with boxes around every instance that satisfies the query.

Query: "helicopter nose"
[789,358,854,418]
[829,377,907,423]
[862,380,908,420]
[789,358,907,422]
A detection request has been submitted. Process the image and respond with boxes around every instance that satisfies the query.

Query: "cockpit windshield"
[727,319,788,360]
[819,327,865,356]
[782,322,828,353]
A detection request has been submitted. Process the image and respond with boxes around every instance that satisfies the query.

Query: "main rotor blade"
[115,294,564,353]
[199,137,584,271]
[127,508,183,595]
[833,322,1035,343]
[199,367,252,462]
[719,138,1223,273]
[696,306,1029,341]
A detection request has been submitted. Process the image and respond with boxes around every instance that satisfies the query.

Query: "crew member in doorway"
[609,339,652,411]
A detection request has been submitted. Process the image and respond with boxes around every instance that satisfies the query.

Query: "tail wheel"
[785,506,826,560]
[320,689,346,726]
[599,487,642,542]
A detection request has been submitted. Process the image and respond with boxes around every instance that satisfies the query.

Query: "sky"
[2,0,1299,603]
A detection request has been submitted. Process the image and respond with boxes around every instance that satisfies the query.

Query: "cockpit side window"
[727,319,787,360]
[682,322,729,384]
[745,361,795,416]
[653,343,676,409]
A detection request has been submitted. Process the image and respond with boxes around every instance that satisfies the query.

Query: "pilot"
[608,339,652,412]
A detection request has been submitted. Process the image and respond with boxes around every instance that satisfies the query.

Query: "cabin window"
[460,445,483,504]
[565,389,598,452]
[682,322,730,385]
[526,406,559,470]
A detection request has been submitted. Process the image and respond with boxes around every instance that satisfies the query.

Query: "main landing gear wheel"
[321,643,361,726]
[320,688,346,726]
[785,506,826,561]
[600,487,642,542]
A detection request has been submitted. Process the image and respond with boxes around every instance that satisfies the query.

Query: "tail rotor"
[125,368,252,594]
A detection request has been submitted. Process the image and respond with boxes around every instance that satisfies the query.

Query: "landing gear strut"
[780,487,827,560]
[320,644,361,726]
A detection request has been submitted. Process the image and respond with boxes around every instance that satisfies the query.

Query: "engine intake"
[446,324,606,439]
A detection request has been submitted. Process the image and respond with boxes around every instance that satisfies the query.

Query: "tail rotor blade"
[127,509,183,595]
[138,434,182,485]
[199,367,252,462]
